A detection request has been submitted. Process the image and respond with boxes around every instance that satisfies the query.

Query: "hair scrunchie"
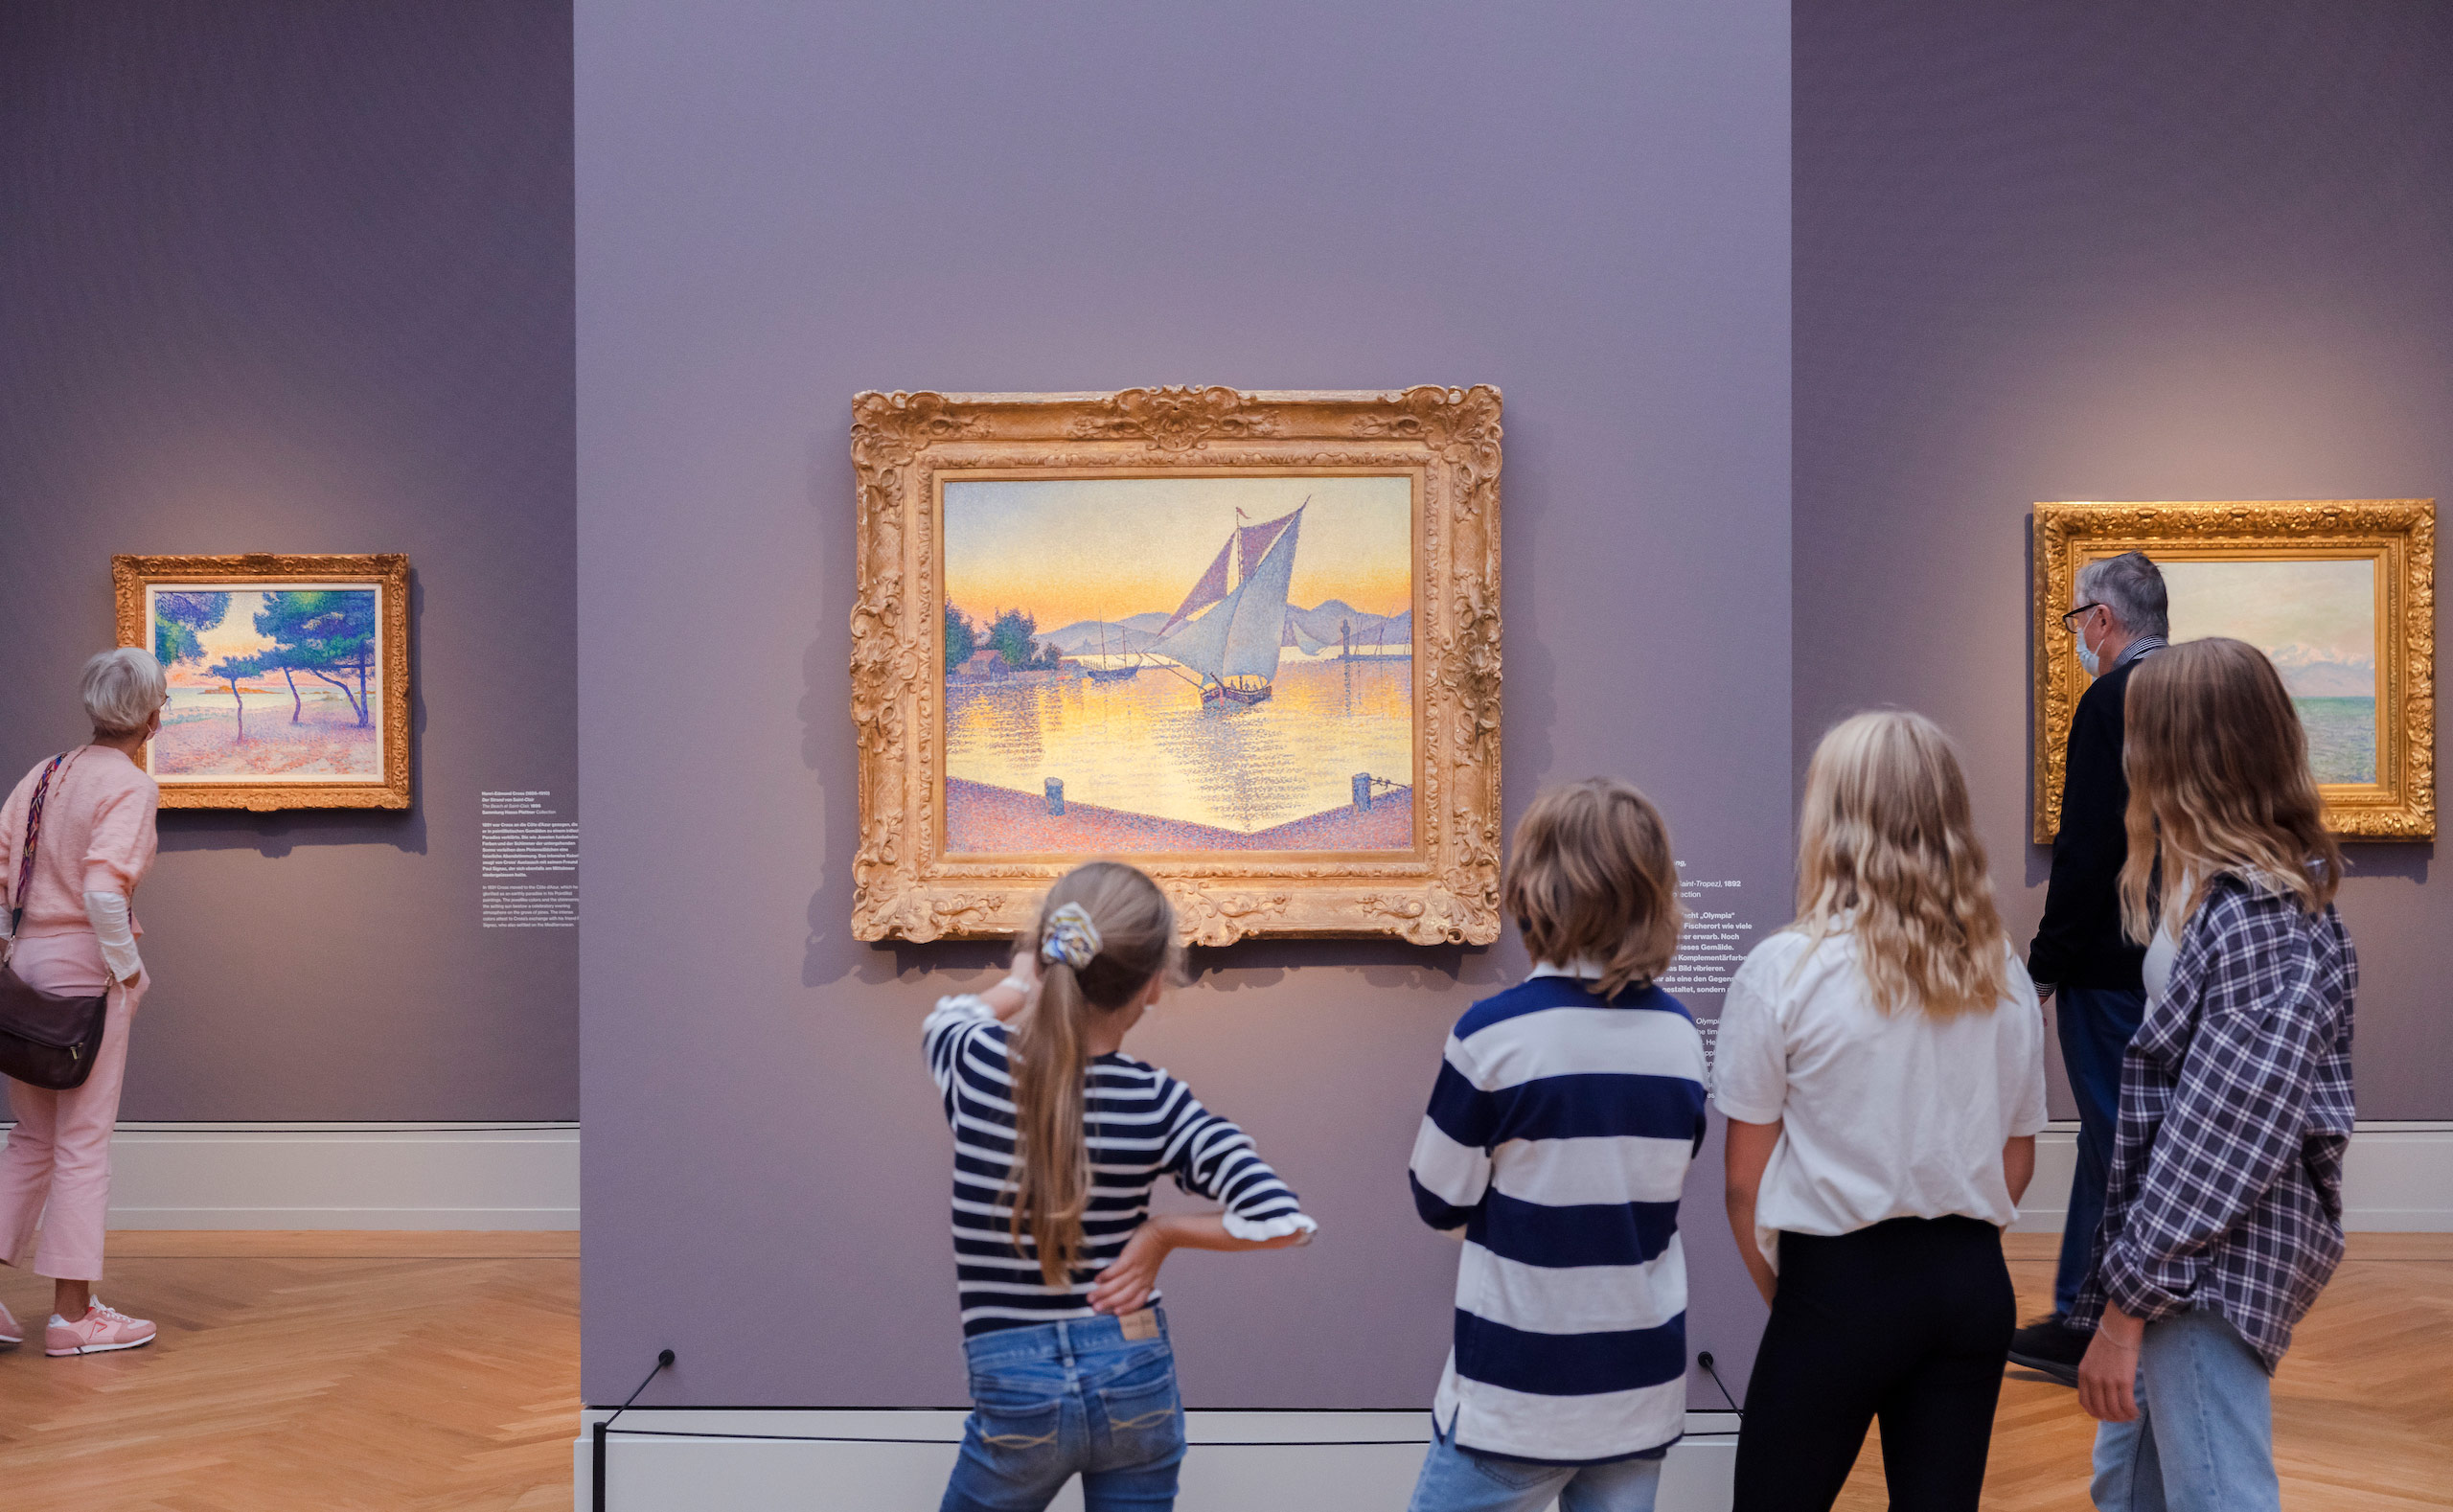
[1039,902,1102,969]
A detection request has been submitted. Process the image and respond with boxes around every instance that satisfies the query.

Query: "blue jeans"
[2092,1310,2278,1512]
[1407,1421,1663,1512]
[2054,985,2147,1315]
[940,1310,1186,1512]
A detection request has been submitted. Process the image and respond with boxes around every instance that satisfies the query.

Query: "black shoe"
[2006,1313,2088,1386]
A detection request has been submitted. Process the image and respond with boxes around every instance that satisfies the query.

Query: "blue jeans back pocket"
[968,1397,1064,1474]
[1090,1351,1183,1473]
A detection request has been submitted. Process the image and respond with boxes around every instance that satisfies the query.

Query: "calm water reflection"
[945,657,1413,834]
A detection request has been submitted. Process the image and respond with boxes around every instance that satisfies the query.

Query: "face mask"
[2075,621,2100,677]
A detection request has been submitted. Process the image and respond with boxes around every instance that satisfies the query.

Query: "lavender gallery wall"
[1795,0,2452,1118]
[0,0,579,1119]
[578,0,1790,1409]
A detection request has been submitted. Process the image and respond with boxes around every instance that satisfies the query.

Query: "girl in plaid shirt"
[2074,638,2356,1512]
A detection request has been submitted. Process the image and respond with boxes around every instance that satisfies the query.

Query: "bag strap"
[10,751,76,936]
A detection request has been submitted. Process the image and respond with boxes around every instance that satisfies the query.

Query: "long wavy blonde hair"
[2119,638,2343,942]
[1793,711,2011,1017]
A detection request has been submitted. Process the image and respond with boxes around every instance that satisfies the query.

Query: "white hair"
[2075,550,2169,639]
[82,647,167,735]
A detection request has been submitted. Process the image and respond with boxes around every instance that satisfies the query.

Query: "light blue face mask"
[2075,621,2101,677]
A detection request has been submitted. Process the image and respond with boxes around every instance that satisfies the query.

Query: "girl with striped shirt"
[924,861,1317,1512]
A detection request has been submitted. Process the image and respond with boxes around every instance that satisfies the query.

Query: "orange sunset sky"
[943,475,1412,631]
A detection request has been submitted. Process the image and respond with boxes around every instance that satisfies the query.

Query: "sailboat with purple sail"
[1153,502,1304,708]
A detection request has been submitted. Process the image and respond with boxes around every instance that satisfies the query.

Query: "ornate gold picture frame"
[113,553,413,812]
[2033,501,2435,842]
[850,386,1502,945]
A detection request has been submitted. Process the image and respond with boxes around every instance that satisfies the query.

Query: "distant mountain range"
[1037,602,1410,657]
[2265,643,2374,699]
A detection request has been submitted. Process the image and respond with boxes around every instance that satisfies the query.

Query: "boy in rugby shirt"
[1406,778,1709,1512]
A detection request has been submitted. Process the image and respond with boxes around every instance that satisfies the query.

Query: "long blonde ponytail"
[1008,862,1178,1286]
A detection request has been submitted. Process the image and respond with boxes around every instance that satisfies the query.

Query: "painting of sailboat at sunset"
[941,474,1416,856]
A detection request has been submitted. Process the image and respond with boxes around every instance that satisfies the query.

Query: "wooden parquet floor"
[0,1232,2442,1510]
[1836,1235,2453,1510]
[0,1233,578,1512]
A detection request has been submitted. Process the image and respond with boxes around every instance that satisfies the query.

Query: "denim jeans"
[1406,1420,1663,1512]
[940,1309,1186,1512]
[2053,985,2147,1315]
[2091,1309,2278,1512]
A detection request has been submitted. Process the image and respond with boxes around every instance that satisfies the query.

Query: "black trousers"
[1731,1215,2015,1512]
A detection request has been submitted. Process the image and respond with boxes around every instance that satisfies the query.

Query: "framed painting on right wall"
[2033,499,2436,842]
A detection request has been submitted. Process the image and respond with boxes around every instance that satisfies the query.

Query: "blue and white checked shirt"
[1408,965,1708,1463]
[2074,872,2356,1370]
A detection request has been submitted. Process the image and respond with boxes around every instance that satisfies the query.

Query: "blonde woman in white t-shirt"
[1715,711,2048,1512]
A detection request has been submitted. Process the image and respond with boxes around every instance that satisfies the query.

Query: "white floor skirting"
[2009,1120,2453,1233]
[0,1118,2439,1233]
[572,1409,1742,1512]
[0,1120,579,1229]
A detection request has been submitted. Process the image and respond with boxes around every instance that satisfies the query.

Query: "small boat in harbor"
[1153,502,1305,708]
[1085,620,1142,680]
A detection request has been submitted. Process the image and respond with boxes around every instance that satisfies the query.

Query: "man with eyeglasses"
[2011,550,2168,1386]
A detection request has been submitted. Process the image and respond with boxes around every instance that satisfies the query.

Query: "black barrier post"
[594,1348,676,1512]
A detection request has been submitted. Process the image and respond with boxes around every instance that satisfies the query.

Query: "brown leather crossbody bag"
[0,752,110,1090]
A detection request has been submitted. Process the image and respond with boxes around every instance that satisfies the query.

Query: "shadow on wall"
[2339,843,2430,885]
[157,808,424,859]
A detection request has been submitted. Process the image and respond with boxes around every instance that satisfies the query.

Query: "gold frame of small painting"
[113,553,413,812]
[2032,501,2434,842]
[847,386,1502,946]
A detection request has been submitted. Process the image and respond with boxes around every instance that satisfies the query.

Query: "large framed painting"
[849,386,1502,944]
[2033,501,2435,841]
[113,553,412,811]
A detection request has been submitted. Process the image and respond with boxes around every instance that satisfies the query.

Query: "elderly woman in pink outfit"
[0,648,165,1358]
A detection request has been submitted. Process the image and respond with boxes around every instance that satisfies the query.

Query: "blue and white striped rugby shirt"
[1409,964,1709,1462]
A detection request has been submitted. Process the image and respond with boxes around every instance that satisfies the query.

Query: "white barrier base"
[572,1409,1741,1512]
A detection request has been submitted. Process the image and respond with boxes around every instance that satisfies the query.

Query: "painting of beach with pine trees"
[147,584,384,779]
[941,475,1415,855]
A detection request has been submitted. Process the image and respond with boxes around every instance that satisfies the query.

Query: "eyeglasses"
[2060,602,2105,634]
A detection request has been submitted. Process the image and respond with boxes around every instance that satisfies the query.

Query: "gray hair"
[2075,551,2168,639]
[82,647,168,735]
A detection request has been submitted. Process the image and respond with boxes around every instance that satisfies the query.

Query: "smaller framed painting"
[112,553,412,812]
[2032,501,2435,841]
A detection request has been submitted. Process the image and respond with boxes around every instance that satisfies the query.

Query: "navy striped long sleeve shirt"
[927,996,1316,1337]
[1408,966,1709,1463]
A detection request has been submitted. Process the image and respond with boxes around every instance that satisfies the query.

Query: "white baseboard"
[572,1410,1741,1512]
[2011,1121,2453,1233]
[0,1121,579,1230]
[0,1117,2431,1234]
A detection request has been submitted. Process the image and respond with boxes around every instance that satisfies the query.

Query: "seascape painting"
[146,584,384,780]
[941,475,1415,855]
[2156,557,2378,785]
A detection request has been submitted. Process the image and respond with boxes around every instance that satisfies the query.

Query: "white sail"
[1154,581,1242,679]
[1220,511,1301,681]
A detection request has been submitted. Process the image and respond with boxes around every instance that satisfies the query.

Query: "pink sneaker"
[0,1297,19,1345]
[46,1298,155,1357]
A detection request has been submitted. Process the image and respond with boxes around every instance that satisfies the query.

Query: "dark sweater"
[2029,650,2156,991]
